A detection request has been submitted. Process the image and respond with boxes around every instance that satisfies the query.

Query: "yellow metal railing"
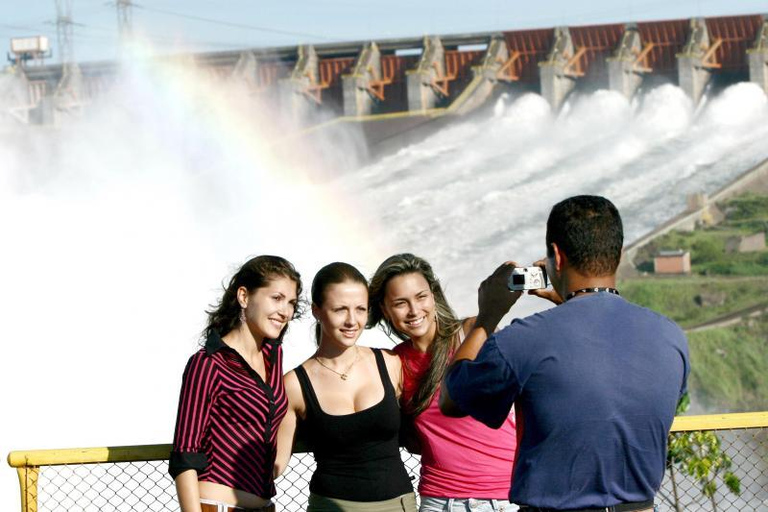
[7,412,768,512]
[671,411,768,431]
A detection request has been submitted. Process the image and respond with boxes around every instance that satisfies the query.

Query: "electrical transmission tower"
[116,0,134,41]
[53,0,82,112]
[55,0,75,66]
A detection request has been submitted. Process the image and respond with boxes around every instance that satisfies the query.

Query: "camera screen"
[512,274,526,285]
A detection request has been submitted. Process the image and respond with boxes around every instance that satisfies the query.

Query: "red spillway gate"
[502,29,554,83]
[706,15,765,71]
[569,23,625,82]
[499,14,764,82]
[379,55,421,112]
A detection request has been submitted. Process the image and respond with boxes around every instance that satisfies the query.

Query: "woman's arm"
[461,317,477,337]
[169,353,216,511]
[274,370,304,478]
[175,470,202,512]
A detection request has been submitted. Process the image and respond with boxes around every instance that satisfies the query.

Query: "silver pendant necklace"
[314,346,360,380]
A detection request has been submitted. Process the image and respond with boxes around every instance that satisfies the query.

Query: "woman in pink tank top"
[368,254,519,512]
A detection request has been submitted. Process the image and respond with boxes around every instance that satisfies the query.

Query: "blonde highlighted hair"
[367,253,462,416]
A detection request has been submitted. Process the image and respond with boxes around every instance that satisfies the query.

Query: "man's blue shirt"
[446,293,689,509]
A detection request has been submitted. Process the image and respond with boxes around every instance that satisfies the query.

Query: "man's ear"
[551,242,567,273]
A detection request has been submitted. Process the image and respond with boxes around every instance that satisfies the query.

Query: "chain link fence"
[10,423,768,511]
[18,450,421,512]
[657,427,768,511]
[34,460,175,511]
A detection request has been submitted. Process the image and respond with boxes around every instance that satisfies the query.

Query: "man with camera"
[440,195,689,512]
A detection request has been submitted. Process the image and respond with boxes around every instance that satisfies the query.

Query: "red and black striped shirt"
[169,330,288,498]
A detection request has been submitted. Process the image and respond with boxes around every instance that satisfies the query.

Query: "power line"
[70,30,256,50]
[0,22,50,33]
[61,18,256,50]
[132,4,333,41]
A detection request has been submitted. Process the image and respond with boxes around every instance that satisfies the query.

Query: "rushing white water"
[347,83,768,318]
[1,60,768,508]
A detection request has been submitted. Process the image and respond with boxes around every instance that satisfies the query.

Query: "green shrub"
[691,238,723,264]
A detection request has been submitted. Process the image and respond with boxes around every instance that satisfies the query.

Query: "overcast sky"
[1,0,767,64]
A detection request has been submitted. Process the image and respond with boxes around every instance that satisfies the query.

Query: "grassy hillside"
[619,276,768,328]
[687,316,768,412]
[621,193,768,412]
[633,194,768,276]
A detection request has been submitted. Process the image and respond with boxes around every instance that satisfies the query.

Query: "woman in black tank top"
[275,263,416,512]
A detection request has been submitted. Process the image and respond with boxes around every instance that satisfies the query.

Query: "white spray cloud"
[0,56,383,509]
[344,82,768,321]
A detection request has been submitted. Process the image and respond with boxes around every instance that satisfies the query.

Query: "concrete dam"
[7,13,768,155]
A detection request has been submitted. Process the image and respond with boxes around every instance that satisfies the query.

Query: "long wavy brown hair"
[367,253,462,416]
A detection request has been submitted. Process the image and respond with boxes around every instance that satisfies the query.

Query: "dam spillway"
[6,13,768,132]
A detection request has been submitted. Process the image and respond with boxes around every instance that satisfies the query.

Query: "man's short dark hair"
[546,195,623,276]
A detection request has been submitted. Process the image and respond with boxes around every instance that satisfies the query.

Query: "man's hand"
[527,258,563,305]
[476,261,523,331]
[440,261,522,418]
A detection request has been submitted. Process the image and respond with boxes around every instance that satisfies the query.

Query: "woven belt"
[200,502,276,512]
[520,499,654,512]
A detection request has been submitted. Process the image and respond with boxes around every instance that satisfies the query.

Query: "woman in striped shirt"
[170,255,303,512]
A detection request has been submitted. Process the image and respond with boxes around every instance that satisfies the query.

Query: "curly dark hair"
[205,255,304,340]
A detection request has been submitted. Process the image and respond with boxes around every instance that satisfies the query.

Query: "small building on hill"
[654,250,691,275]
[725,232,766,253]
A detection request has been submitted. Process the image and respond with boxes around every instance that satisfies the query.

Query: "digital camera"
[507,266,548,291]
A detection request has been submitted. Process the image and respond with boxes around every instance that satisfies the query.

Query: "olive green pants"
[307,492,417,512]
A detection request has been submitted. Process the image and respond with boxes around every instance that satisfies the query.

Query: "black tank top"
[294,348,413,502]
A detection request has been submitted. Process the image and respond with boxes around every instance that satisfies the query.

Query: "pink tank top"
[394,340,517,499]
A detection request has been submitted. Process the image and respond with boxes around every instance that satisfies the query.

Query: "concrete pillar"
[407,36,445,111]
[608,24,647,99]
[52,62,83,116]
[677,18,713,105]
[448,35,509,114]
[478,35,510,81]
[342,42,382,116]
[748,17,768,93]
[231,50,260,88]
[280,45,319,119]
[539,27,578,111]
[2,68,31,124]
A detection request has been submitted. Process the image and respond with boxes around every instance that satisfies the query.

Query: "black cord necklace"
[565,287,620,301]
